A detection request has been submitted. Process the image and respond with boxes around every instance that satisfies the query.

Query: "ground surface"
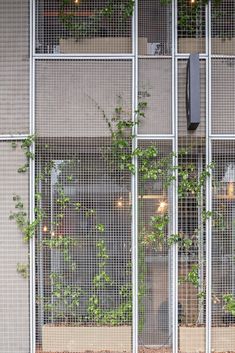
[36,348,235,353]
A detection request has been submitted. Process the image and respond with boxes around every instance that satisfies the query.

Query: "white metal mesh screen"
[35,58,133,352]
[1,2,235,353]
[211,140,235,353]
[0,0,29,134]
[0,141,29,353]
[35,60,132,138]
[35,0,133,54]
[138,140,173,353]
[211,58,235,135]
[138,59,172,135]
[138,0,172,56]
[177,0,206,54]
[211,0,235,55]
[177,57,206,353]
[177,138,206,353]
[35,137,132,353]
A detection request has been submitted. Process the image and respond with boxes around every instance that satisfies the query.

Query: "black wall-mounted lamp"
[186,53,200,130]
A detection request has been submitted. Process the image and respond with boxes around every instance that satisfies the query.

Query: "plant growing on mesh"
[10,94,235,334]
[44,272,82,324]
[161,0,223,38]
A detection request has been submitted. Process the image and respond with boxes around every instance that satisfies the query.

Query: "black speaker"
[186,53,200,130]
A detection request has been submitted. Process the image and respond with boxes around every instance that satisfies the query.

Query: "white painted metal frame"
[26,1,235,353]
[172,2,178,353]
[0,1,232,353]
[136,135,174,140]
[206,2,212,353]
[136,1,176,352]
[132,1,138,352]
[30,0,36,351]
[34,54,135,59]
[0,134,31,140]
[0,0,36,352]
[31,3,138,353]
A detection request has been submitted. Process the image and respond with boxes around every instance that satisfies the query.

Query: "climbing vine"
[9,90,234,333]
[44,272,82,323]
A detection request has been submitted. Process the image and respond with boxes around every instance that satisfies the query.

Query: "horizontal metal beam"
[138,55,172,59]
[175,53,208,59]
[136,134,174,140]
[209,135,235,140]
[0,134,30,140]
[34,54,134,60]
[211,54,235,59]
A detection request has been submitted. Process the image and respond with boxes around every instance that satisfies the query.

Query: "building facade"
[0,1,235,353]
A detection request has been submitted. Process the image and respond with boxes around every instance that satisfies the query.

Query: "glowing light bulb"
[227,182,234,198]
[191,0,196,3]
[157,201,168,214]
[74,0,81,4]
[43,225,48,233]
[51,231,55,237]
[117,198,124,208]
[212,295,220,305]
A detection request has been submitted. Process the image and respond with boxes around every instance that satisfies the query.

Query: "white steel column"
[30,0,36,352]
[132,1,138,352]
[172,1,178,353]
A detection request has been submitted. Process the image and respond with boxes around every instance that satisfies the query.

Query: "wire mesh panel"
[211,140,235,353]
[0,0,29,134]
[177,55,207,353]
[35,60,132,138]
[177,137,206,353]
[35,137,132,353]
[138,0,172,56]
[178,60,206,139]
[35,57,134,353]
[138,59,172,135]
[211,58,235,135]
[35,58,133,352]
[211,0,235,55]
[35,0,133,54]
[137,140,173,353]
[0,141,29,353]
[177,0,206,54]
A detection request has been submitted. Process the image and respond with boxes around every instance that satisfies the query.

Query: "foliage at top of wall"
[59,0,135,38]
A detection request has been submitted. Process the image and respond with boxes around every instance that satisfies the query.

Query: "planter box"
[42,325,132,352]
[60,37,147,55]
[178,38,235,55]
[178,38,205,53]
[211,38,235,55]
[179,326,235,353]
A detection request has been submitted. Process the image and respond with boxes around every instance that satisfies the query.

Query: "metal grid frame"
[0,1,234,353]
[209,138,235,353]
[34,1,133,55]
[0,1,30,136]
[31,2,175,352]
[0,140,30,353]
[137,139,174,350]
